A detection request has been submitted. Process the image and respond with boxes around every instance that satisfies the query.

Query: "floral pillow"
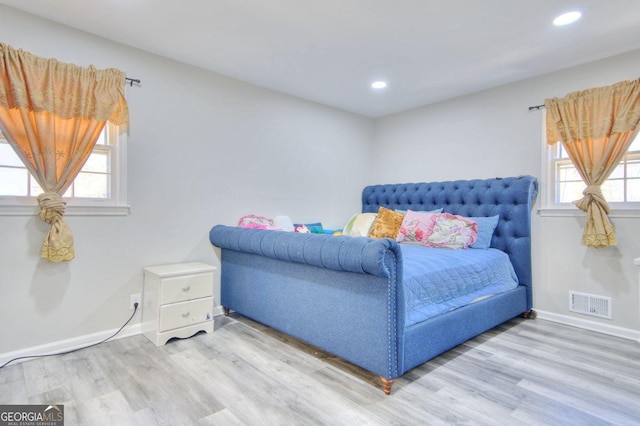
[396,210,437,244]
[368,207,405,239]
[423,213,478,249]
[238,214,274,229]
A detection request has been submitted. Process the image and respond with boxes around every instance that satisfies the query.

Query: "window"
[0,123,128,215]
[544,129,640,213]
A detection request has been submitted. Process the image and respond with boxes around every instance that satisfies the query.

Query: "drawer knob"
[181,312,191,318]
[182,286,191,292]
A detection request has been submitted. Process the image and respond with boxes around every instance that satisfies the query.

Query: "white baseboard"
[536,310,640,342]
[1,305,227,367]
[0,323,142,368]
[212,305,225,317]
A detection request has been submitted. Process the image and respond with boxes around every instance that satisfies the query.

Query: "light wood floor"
[1,314,639,425]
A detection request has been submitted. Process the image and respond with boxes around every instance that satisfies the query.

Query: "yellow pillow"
[368,207,405,239]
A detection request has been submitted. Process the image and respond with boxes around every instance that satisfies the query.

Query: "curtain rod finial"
[125,77,141,87]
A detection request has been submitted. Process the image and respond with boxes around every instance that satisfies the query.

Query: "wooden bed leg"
[523,309,537,319]
[380,377,395,395]
[223,307,230,316]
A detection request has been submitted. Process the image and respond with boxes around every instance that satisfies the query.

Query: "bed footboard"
[210,226,404,381]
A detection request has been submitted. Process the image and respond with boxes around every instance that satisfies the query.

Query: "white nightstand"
[142,262,217,346]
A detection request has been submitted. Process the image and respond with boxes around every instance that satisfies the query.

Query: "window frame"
[539,115,640,218]
[0,122,129,216]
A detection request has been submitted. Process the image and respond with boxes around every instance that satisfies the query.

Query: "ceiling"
[2,0,640,117]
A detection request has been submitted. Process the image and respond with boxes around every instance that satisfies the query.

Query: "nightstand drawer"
[160,272,213,304]
[158,297,213,332]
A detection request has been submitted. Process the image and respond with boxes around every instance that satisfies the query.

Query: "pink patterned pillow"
[396,210,436,243]
[423,213,478,249]
[238,215,279,230]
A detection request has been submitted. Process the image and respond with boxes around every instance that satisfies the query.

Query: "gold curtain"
[545,78,640,248]
[0,43,129,262]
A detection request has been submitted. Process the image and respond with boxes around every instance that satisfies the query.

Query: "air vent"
[569,291,612,319]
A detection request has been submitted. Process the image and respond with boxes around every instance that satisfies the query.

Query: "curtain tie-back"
[573,184,610,214]
[37,192,66,223]
[36,192,74,262]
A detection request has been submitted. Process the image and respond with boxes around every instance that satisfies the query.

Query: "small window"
[0,123,128,214]
[546,133,640,209]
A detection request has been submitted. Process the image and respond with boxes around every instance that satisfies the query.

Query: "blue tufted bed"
[209,176,538,394]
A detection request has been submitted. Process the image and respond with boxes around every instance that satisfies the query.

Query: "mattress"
[400,244,519,327]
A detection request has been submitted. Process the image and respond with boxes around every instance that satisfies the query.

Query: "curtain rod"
[125,77,141,86]
[528,104,545,111]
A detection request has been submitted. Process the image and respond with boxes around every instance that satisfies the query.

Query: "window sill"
[538,208,640,218]
[0,204,131,216]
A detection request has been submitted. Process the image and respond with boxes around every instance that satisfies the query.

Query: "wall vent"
[569,291,612,319]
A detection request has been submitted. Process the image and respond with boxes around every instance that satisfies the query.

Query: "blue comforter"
[401,245,519,327]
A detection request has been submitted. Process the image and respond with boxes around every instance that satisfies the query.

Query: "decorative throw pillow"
[294,224,311,233]
[342,213,377,236]
[423,213,478,249]
[294,222,324,234]
[273,216,294,232]
[368,207,406,239]
[238,214,273,229]
[396,210,437,244]
[468,215,500,249]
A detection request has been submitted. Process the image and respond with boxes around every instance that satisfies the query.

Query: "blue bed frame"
[209,176,538,394]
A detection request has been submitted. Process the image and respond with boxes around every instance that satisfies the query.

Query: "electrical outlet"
[130,293,141,311]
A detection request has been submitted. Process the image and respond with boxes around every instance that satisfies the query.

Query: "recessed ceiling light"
[553,11,582,26]
[371,81,387,89]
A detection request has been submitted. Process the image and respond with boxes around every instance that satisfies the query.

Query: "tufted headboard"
[362,176,538,308]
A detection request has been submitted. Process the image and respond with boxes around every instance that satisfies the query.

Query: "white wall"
[374,49,640,336]
[0,6,374,355]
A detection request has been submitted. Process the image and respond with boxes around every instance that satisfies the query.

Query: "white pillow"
[273,216,294,232]
[342,213,377,237]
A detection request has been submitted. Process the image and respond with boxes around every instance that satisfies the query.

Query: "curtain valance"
[0,43,128,125]
[545,78,640,145]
